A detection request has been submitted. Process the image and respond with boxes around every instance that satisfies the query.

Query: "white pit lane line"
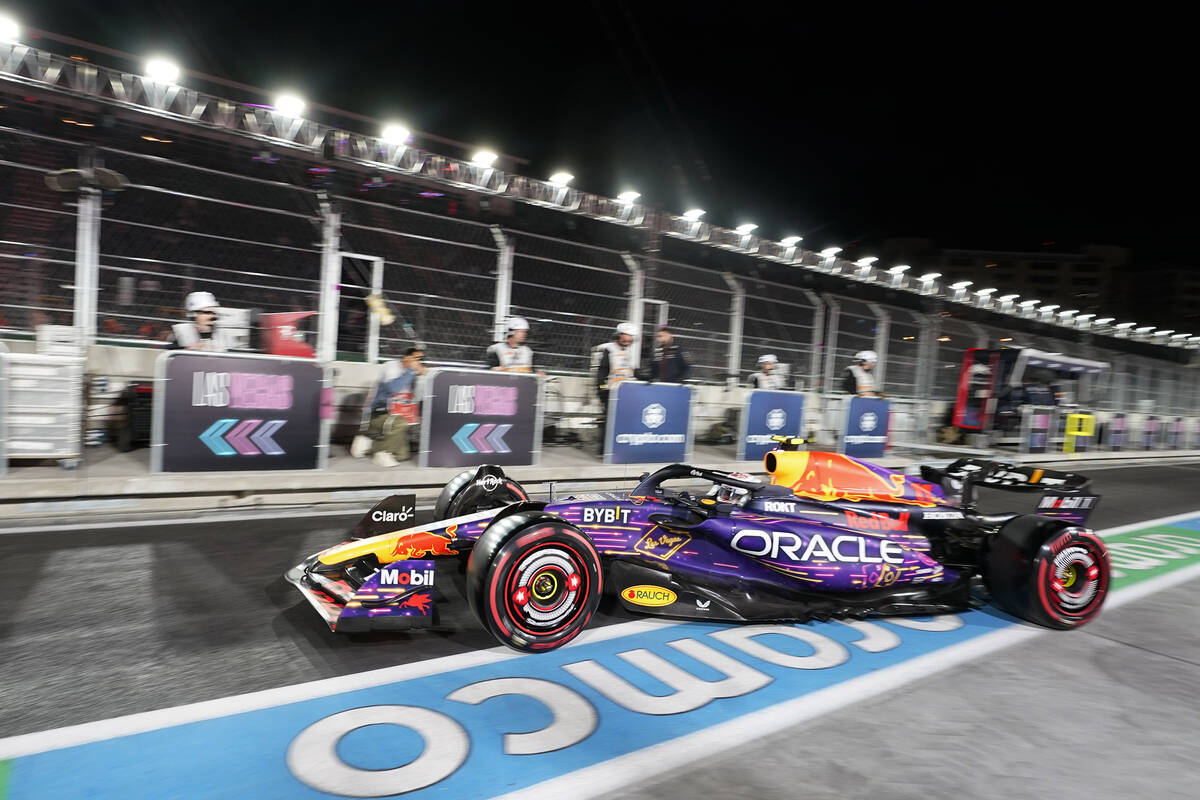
[1,509,1198,770]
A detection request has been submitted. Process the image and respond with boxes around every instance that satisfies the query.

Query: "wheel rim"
[1038,532,1108,623]
[502,534,590,638]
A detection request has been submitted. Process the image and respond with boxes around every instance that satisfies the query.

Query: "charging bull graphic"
[390,532,459,560]
[765,451,940,507]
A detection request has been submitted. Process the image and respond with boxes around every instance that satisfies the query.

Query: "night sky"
[14,2,1194,264]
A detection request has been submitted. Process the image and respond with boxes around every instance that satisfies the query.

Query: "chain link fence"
[508,231,629,374]
[338,195,497,363]
[644,257,732,383]
[97,147,321,344]
[3,123,1198,421]
[741,276,821,389]
[0,128,83,332]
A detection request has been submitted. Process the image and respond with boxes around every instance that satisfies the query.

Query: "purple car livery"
[287,447,1111,653]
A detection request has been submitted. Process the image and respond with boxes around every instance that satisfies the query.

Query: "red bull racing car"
[287,440,1110,652]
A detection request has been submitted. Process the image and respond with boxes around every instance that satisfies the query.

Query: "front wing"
[286,556,438,633]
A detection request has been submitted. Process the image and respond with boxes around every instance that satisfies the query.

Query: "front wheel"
[434,466,528,520]
[984,517,1110,630]
[467,512,603,652]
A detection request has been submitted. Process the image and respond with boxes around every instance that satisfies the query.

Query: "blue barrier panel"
[737,390,805,462]
[606,381,693,464]
[841,396,889,458]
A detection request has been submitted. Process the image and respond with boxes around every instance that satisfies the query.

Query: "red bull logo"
[389,531,459,560]
[766,451,938,507]
[844,510,910,531]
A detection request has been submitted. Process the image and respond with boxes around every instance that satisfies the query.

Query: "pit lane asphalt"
[1,462,1198,740]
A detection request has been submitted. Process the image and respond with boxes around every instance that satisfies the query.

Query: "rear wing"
[919,459,1099,524]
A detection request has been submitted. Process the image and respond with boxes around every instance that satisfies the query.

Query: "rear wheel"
[467,512,603,652]
[434,466,528,520]
[985,516,1110,629]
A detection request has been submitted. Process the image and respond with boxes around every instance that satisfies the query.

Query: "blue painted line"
[6,515,1199,800]
[5,613,1012,800]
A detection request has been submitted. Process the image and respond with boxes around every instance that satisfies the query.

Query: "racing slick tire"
[984,516,1110,630]
[434,466,528,520]
[467,511,603,653]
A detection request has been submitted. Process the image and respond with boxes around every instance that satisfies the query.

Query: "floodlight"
[818,247,842,258]
[144,57,181,84]
[682,208,705,221]
[381,123,411,145]
[0,14,19,44]
[274,93,305,117]
[780,235,802,247]
[548,171,574,187]
[471,150,499,168]
[735,223,758,235]
[617,191,640,204]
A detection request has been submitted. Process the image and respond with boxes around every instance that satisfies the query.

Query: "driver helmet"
[707,471,757,504]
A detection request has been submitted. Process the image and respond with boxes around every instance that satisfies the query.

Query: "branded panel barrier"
[737,390,805,462]
[1018,405,1056,454]
[1106,412,1128,451]
[151,351,330,472]
[840,396,890,459]
[606,381,694,464]
[1062,412,1095,454]
[3,352,85,466]
[420,368,543,468]
[884,398,926,450]
[1140,415,1160,450]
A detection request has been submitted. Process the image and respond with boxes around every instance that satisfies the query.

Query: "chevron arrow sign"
[451,423,479,454]
[199,419,286,456]
[451,423,513,455]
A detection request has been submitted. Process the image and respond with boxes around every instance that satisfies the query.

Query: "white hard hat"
[616,322,638,337]
[506,316,529,331]
[186,291,219,312]
[855,350,878,363]
[757,354,778,364]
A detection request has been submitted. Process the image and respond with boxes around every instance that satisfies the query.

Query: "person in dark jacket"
[642,325,689,383]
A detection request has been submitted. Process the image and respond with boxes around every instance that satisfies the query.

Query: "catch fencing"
[1,125,1199,419]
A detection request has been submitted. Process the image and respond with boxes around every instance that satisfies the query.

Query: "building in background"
[880,238,1130,319]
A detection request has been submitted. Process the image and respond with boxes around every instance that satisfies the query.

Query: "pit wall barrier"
[419,368,543,468]
[149,350,332,472]
[1015,406,1200,454]
[1,345,85,468]
[3,339,1197,476]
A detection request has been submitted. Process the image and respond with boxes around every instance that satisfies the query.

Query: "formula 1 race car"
[286,441,1110,652]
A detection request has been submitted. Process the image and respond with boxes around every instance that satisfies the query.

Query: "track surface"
[1,462,1198,742]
